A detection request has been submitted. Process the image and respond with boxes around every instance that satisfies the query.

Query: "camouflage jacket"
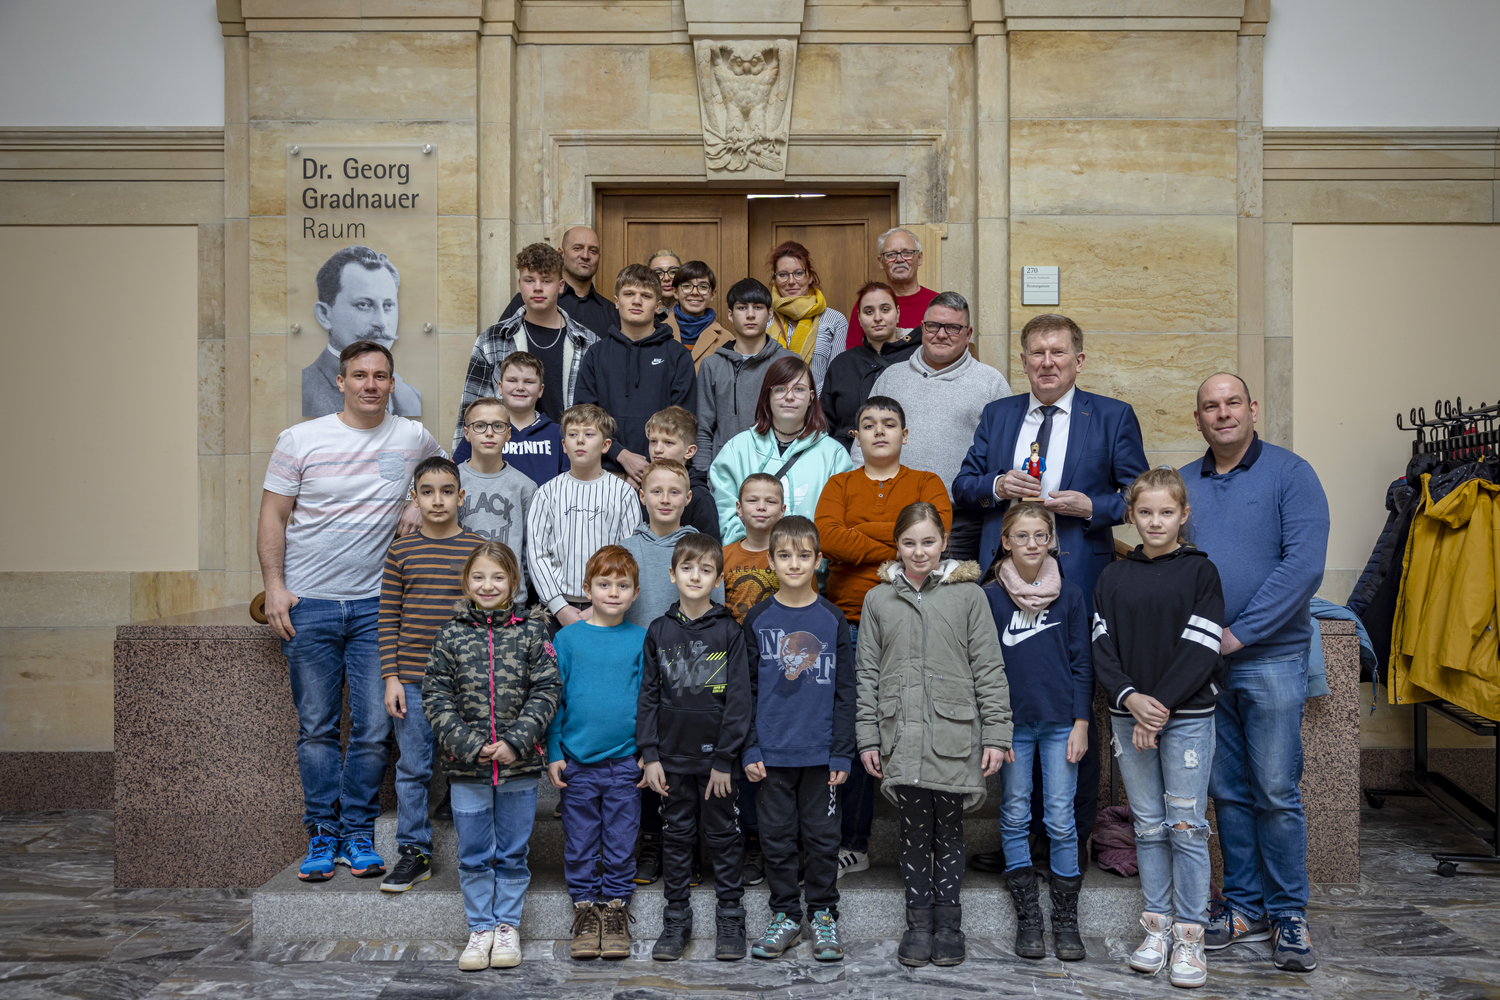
[422,601,561,784]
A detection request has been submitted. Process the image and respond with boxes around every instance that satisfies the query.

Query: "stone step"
[253,857,1144,942]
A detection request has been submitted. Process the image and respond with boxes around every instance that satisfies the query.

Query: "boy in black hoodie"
[638,533,752,962]
[576,264,697,487]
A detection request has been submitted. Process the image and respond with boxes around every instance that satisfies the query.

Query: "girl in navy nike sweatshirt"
[981,502,1092,962]
[1091,468,1224,989]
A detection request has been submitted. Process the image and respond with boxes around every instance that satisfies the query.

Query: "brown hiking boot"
[570,900,602,960]
[600,898,634,959]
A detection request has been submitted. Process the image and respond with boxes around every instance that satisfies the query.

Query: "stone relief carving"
[693,39,797,177]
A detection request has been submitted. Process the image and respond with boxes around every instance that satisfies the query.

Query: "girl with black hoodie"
[1091,468,1225,990]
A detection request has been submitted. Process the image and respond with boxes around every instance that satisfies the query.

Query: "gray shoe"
[1204,903,1271,950]
[751,912,801,958]
[1271,915,1317,972]
[809,909,843,961]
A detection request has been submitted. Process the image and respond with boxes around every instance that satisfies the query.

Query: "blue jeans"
[839,623,875,852]
[281,597,391,837]
[1111,714,1214,926]
[451,779,538,931]
[1210,651,1310,921]
[1000,720,1079,877]
[393,682,435,853]
[560,756,642,903]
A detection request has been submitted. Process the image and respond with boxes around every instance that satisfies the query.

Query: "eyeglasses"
[922,321,968,337]
[879,249,919,262]
[1007,532,1051,545]
[651,266,680,278]
[774,269,808,283]
[679,281,713,294]
[772,384,811,400]
[466,421,510,434]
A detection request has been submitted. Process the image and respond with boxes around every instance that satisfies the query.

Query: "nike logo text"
[1002,608,1062,646]
[651,358,665,365]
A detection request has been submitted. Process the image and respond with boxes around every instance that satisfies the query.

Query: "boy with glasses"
[456,397,538,607]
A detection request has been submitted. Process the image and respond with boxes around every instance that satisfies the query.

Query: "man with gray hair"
[852,291,1011,560]
[846,226,939,350]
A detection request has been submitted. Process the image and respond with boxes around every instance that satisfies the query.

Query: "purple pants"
[560,756,642,903]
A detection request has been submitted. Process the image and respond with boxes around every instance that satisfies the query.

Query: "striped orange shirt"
[378,529,487,683]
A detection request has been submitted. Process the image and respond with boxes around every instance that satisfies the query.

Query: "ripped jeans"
[1111,713,1214,926]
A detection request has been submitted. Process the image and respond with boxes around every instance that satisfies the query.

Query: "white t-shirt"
[264,413,444,600]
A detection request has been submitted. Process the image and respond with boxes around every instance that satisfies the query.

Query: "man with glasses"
[851,292,1011,561]
[848,227,938,350]
[498,225,620,338]
[953,312,1148,875]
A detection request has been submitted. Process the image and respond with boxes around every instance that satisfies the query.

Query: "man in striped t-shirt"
[378,456,485,892]
[259,341,443,884]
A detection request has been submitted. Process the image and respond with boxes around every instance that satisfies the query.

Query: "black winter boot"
[652,905,693,961]
[1049,870,1086,961]
[1004,866,1046,959]
[931,904,966,966]
[897,906,933,967]
[714,904,746,961]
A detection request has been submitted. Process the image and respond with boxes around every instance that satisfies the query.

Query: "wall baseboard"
[0,751,114,810]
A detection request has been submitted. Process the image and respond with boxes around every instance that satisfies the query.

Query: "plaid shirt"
[454,308,599,450]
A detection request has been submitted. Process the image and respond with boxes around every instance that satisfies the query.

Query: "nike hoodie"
[637,601,753,775]
[1091,545,1226,718]
[575,322,698,476]
[983,577,1093,724]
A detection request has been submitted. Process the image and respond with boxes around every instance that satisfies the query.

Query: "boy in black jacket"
[576,264,697,487]
[638,533,752,962]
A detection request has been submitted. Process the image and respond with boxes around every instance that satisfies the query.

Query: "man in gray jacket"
[693,278,794,471]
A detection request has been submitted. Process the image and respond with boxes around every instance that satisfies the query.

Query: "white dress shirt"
[996,386,1076,500]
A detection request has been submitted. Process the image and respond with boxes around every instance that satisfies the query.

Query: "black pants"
[661,770,743,906]
[756,766,841,922]
[640,785,663,836]
[896,785,965,908]
[1029,712,1100,852]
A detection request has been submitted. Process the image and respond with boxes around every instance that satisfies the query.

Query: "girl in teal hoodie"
[710,356,854,544]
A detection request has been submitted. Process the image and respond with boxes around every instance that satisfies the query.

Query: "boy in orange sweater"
[812,395,951,874]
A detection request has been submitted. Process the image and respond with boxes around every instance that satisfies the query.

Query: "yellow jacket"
[1390,474,1500,719]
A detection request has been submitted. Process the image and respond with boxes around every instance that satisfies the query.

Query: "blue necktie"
[1035,405,1060,461]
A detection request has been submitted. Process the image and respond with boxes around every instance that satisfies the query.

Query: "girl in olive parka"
[855,502,1011,971]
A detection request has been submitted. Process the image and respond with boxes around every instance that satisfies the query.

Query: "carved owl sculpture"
[713,41,779,137]
[694,37,797,172]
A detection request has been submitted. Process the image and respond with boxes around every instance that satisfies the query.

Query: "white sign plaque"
[1021,265,1060,306]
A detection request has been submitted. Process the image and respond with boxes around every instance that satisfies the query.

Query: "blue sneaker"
[1204,902,1270,950]
[337,833,386,878]
[298,828,338,882]
[1272,915,1317,972]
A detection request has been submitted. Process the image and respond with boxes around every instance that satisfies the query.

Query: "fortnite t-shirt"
[264,413,444,600]
[723,541,779,623]
[457,461,537,606]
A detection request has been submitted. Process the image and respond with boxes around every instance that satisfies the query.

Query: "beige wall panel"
[512,127,546,228]
[790,45,842,132]
[479,35,513,127]
[480,124,511,222]
[439,332,477,450]
[518,2,676,35]
[837,46,949,130]
[542,46,650,131]
[975,218,1009,372]
[438,215,479,334]
[0,227,197,572]
[0,574,130,628]
[1010,215,1237,333]
[250,121,478,219]
[249,217,286,334]
[1010,31,1235,120]
[0,181,224,226]
[648,45,701,132]
[1292,225,1500,577]
[199,223,226,338]
[362,0,482,15]
[199,455,225,574]
[225,453,253,574]
[248,32,477,122]
[1078,332,1237,453]
[199,339,226,457]
[977,121,1009,219]
[1263,335,1291,449]
[948,43,976,131]
[249,451,274,585]
[130,571,229,622]
[1265,180,1494,225]
[1011,119,1236,216]
[947,127,976,224]
[0,627,115,752]
[942,222,975,305]
[479,218,514,323]
[249,335,288,456]
[225,335,251,455]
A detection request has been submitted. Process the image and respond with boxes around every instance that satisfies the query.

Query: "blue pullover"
[545,619,647,763]
[741,595,857,773]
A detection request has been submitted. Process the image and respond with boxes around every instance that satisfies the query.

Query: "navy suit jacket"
[952,389,1148,612]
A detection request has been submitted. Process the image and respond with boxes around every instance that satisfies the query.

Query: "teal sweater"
[544,619,647,763]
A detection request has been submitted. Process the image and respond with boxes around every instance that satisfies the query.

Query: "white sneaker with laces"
[835,849,868,878]
[491,923,521,968]
[1129,911,1172,974]
[1169,922,1208,988]
[459,930,493,971]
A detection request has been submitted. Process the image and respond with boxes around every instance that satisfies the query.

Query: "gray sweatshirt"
[852,350,1011,490]
[694,338,796,472]
[619,522,726,628]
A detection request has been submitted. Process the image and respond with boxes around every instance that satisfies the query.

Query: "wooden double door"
[597,191,897,321]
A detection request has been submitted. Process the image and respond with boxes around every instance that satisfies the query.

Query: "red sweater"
[814,466,952,621]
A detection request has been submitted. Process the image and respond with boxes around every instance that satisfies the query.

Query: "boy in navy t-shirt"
[741,516,856,963]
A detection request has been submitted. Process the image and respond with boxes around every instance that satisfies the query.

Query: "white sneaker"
[835,849,869,878]
[459,929,493,971]
[491,923,521,968]
[1169,923,1207,988]
[1129,911,1172,974]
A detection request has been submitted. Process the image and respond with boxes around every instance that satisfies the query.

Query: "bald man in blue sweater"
[1181,373,1329,976]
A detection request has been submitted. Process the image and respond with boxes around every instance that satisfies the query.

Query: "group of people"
[257,224,1331,988]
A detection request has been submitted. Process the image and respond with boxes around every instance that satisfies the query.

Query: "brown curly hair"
[514,242,563,278]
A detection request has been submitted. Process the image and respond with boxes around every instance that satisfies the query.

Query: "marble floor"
[2,801,1498,999]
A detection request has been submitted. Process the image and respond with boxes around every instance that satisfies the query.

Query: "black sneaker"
[743,834,765,886]
[653,906,693,961]
[379,845,431,893]
[633,835,662,885]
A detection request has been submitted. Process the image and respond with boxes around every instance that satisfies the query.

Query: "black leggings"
[896,785,965,908]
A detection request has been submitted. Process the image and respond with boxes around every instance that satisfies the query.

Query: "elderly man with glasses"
[850,291,1011,561]
[846,227,938,350]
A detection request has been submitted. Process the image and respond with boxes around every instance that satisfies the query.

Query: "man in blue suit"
[954,313,1148,876]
